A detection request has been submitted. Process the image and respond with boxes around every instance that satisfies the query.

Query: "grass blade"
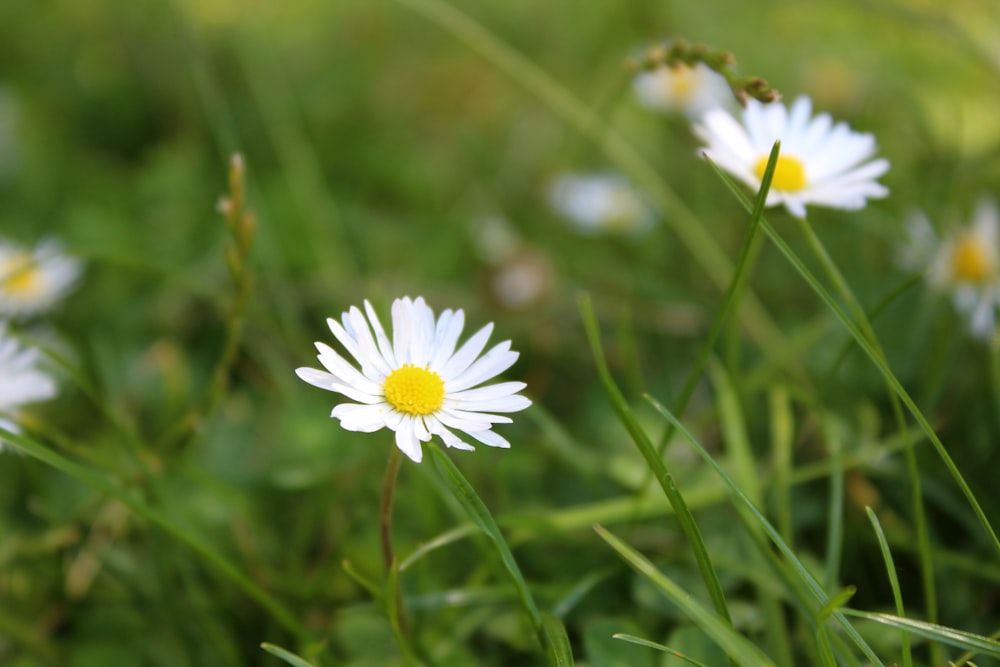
[594,525,776,667]
[842,610,1000,658]
[866,508,913,667]
[613,634,711,666]
[643,398,885,666]
[541,613,576,667]
[579,293,732,629]
[260,644,317,667]
[1,427,310,643]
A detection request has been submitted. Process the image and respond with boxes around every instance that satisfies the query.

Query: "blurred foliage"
[1,0,1000,665]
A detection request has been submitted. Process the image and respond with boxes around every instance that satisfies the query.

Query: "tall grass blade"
[594,525,776,667]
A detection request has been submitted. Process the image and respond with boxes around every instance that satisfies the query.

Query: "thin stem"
[379,445,409,639]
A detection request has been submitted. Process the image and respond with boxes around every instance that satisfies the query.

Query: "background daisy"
[902,199,1000,340]
[297,296,531,463]
[0,239,82,317]
[0,322,57,449]
[633,62,732,118]
[547,172,654,235]
[694,95,890,218]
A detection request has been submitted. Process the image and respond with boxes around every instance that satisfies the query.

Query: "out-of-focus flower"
[900,199,1000,340]
[633,62,732,118]
[0,239,82,318]
[547,173,653,235]
[694,96,889,218]
[488,249,557,311]
[0,322,57,449]
[296,297,531,463]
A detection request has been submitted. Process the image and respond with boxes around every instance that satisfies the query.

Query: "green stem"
[380,445,410,642]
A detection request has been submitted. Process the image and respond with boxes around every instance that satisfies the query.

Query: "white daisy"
[0,239,82,317]
[901,199,1000,340]
[296,296,532,463]
[0,322,58,449]
[694,95,890,218]
[547,173,653,235]
[633,62,732,118]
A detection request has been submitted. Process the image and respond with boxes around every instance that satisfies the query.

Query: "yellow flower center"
[0,253,43,297]
[753,154,808,192]
[951,235,992,283]
[383,364,445,416]
[662,65,696,101]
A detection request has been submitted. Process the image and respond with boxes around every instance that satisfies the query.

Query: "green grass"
[2,0,1000,665]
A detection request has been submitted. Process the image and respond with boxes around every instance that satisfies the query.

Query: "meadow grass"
[1,0,1000,665]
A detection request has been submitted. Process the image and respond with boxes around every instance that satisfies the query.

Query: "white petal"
[347,306,393,377]
[440,323,494,381]
[395,417,424,462]
[430,308,466,371]
[446,381,527,403]
[315,342,384,391]
[331,403,388,432]
[467,429,511,449]
[453,394,533,414]
[364,300,397,368]
[326,316,362,362]
[445,342,518,392]
[427,416,476,450]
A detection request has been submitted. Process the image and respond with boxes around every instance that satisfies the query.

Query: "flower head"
[547,173,653,235]
[0,322,57,449]
[0,239,82,317]
[694,96,890,218]
[296,297,531,463]
[901,199,1000,339]
[633,62,731,118]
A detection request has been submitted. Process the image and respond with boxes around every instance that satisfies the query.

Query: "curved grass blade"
[260,644,317,667]
[841,610,1000,659]
[595,525,776,667]
[644,399,885,667]
[428,443,571,664]
[542,613,576,667]
[865,508,913,667]
[579,293,732,629]
[0,427,310,642]
[613,634,711,667]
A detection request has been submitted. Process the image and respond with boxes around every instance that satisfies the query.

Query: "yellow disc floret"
[951,235,993,283]
[383,364,445,416]
[754,154,807,192]
[0,253,42,297]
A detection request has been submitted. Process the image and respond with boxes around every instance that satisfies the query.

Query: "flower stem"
[379,445,409,638]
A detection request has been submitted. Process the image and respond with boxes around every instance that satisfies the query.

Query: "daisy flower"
[694,95,890,218]
[633,62,731,118]
[0,322,58,449]
[547,172,653,235]
[0,239,82,317]
[296,296,531,463]
[901,199,1000,339]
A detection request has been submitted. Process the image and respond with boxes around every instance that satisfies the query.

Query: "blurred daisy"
[296,296,531,463]
[633,62,731,118]
[0,239,82,317]
[694,95,889,218]
[900,200,1000,339]
[0,322,57,449]
[547,173,653,235]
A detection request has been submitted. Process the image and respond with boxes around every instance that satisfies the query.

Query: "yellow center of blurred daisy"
[0,253,42,297]
[951,236,992,283]
[754,155,807,192]
[663,65,695,100]
[383,365,445,415]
